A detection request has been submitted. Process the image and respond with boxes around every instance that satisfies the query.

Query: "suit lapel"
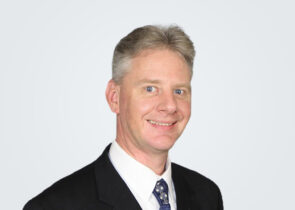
[93,145,199,210]
[94,144,142,210]
[172,164,195,210]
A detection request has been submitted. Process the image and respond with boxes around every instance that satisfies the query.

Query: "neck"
[116,137,168,175]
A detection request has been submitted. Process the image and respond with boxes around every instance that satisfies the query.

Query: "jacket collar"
[172,163,194,210]
[94,144,142,210]
[93,144,196,210]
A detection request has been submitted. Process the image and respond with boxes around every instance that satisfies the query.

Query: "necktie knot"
[153,179,171,210]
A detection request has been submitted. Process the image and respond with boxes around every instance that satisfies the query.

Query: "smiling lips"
[147,120,177,128]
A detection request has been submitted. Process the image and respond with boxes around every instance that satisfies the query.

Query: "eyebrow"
[135,79,161,85]
[176,84,191,92]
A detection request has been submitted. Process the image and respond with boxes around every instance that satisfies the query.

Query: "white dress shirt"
[109,141,177,210]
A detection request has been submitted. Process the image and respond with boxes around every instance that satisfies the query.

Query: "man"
[24,25,223,210]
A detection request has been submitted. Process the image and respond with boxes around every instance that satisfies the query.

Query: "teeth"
[148,120,173,126]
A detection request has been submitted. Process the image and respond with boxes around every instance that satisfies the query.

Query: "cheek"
[128,97,156,120]
[179,101,191,118]
[139,98,156,114]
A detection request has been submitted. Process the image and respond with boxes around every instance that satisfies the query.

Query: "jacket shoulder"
[23,161,98,210]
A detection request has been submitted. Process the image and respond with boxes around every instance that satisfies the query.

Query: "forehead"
[124,49,191,83]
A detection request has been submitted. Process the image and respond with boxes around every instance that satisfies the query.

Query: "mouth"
[147,120,177,127]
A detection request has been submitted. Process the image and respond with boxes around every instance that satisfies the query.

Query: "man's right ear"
[105,79,120,114]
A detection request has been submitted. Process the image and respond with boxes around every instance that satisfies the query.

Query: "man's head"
[112,25,195,84]
[106,25,195,158]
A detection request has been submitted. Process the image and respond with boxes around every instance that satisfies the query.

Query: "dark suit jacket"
[24,144,223,210]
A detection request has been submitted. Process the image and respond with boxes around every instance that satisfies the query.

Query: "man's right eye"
[146,86,156,92]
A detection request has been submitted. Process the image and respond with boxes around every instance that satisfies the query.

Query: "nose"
[157,91,177,114]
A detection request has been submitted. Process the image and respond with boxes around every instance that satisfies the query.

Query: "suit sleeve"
[23,199,44,210]
[217,186,224,210]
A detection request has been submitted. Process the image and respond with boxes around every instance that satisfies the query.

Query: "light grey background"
[0,0,294,209]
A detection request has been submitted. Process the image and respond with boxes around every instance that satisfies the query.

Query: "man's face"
[116,49,191,155]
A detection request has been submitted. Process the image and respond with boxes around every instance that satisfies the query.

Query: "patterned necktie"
[153,179,171,210]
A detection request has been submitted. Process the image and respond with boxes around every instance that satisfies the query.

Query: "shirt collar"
[109,141,173,203]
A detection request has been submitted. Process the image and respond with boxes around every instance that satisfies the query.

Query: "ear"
[105,79,120,114]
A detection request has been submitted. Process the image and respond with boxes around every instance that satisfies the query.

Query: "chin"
[147,135,178,152]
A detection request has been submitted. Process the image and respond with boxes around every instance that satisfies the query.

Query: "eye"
[174,89,184,95]
[146,86,156,92]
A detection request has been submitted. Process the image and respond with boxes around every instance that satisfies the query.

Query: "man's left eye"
[174,89,184,95]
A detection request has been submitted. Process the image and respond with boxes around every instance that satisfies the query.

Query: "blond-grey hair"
[112,25,195,83]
